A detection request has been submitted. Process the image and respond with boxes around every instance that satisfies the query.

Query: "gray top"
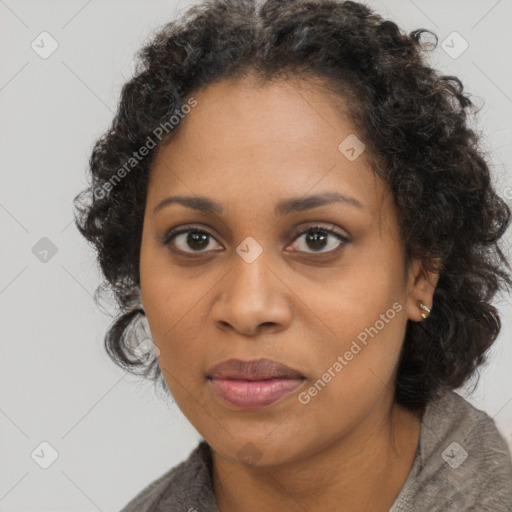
[119,390,512,511]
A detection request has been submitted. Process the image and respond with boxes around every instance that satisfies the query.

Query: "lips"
[206,358,304,380]
[206,358,306,409]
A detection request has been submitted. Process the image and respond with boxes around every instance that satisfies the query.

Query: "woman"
[74,0,512,510]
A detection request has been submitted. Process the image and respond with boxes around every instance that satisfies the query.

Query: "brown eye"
[164,228,222,254]
[288,225,348,254]
[162,223,348,256]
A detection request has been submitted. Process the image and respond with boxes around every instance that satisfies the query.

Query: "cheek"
[301,273,407,403]
[140,263,208,381]
[295,308,407,440]
[142,282,203,377]
[140,241,193,336]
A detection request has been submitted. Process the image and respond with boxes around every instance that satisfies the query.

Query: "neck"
[211,398,423,512]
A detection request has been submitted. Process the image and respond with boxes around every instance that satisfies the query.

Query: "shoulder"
[426,390,512,474]
[119,440,217,512]
[396,389,512,511]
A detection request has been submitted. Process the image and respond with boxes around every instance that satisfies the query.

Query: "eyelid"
[289,222,349,242]
[162,222,349,254]
[162,224,220,246]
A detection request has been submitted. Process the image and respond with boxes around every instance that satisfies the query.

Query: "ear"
[405,258,440,322]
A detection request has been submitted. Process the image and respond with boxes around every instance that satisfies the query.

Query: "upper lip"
[206,358,304,380]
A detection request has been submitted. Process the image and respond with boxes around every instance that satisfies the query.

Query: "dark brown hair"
[73,0,512,411]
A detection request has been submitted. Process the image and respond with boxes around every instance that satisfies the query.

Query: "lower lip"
[208,377,305,409]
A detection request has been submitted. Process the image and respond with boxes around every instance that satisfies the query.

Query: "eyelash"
[162,224,349,256]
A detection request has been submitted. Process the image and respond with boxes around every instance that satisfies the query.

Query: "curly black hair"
[73,0,512,412]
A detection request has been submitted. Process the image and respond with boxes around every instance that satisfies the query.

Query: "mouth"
[206,358,306,409]
[206,357,304,380]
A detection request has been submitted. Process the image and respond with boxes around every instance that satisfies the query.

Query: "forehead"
[149,76,389,221]
[157,76,356,160]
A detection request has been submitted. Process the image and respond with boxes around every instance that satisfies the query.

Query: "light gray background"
[1,0,511,510]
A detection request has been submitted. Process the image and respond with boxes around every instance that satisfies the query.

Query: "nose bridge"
[213,240,291,334]
[230,241,275,304]
[228,227,272,285]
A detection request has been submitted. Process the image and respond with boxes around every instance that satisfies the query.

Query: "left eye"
[163,225,348,255]
[289,225,348,254]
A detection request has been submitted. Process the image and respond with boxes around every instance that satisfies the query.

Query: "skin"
[139,75,439,512]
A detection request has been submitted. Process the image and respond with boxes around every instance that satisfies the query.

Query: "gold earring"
[419,302,431,319]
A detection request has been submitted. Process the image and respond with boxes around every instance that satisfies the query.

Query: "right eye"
[163,226,223,254]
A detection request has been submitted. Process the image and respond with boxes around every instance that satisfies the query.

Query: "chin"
[209,431,312,468]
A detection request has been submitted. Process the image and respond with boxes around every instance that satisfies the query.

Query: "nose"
[211,250,292,337]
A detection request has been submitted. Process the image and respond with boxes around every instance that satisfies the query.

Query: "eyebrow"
[152,191,365,217]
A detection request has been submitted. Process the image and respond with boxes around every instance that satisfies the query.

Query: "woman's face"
[140,76,437,465]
